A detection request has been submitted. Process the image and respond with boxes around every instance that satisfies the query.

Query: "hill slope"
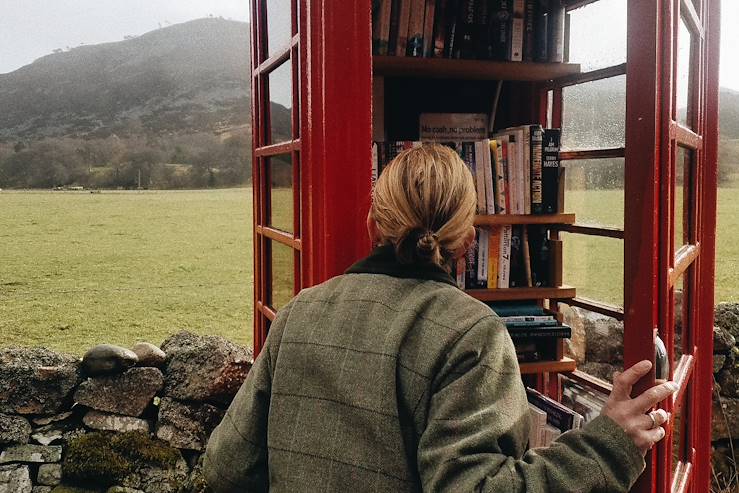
[0,18,258,140]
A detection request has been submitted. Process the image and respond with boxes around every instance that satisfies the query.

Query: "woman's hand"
[601,360,678,455]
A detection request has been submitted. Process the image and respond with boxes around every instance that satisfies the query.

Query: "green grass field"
[0,189,254,354]
[1,186,737,354]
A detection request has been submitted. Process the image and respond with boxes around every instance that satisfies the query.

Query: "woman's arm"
[202,302,292,493]
[417,317,671,493]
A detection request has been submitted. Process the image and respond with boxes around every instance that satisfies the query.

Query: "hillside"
[0,18,264,140]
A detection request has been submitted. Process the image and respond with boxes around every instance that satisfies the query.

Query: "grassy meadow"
[0,189,254,354]
[1,185,738,355]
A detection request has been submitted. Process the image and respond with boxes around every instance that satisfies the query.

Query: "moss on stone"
[110,431,179,468]
[62,431,182,488]
[63,433,131,486]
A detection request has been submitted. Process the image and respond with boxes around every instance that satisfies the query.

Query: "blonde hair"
[371,143,477,268]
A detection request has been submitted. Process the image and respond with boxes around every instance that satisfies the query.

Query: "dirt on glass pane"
[269,154,293,233]
[562,75,625,151]
[270,239,294,310]
[567,0,626,71]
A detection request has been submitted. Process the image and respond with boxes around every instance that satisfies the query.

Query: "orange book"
[488,226,501,288]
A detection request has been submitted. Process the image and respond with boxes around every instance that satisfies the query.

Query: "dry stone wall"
[0,332,252,493]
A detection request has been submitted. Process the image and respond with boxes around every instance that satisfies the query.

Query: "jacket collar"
[345,244,457,287]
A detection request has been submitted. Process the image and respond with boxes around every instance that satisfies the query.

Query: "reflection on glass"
[268,154,294,233]
[568,0,627,71]
[562,75,626,150]
[562,232,623,307]
[560,303,623,382]
[676,17,694,128]
[270,240,294,310]
[675,147,693,248]
[268,61,293,144]
[564,158,624,228]
[266,0,292,57]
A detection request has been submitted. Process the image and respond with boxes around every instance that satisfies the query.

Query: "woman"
[203,144,676,492]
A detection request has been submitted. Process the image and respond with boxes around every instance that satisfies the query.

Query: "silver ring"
[648,410,658,429]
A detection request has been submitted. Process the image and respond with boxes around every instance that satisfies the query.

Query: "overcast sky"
[0,0,737,91]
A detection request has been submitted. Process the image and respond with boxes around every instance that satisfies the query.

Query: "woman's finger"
[637,409,670,430]
[611,360,652,401]
[644,426,667,447]
[632,382,678,412]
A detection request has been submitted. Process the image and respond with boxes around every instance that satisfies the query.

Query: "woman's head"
[369,143,477,268]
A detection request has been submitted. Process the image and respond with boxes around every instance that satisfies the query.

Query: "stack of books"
[372,0,567,63]
[526,386,584,448]
[488,301,571,363]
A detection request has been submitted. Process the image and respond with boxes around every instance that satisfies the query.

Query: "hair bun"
[416,230,440,259]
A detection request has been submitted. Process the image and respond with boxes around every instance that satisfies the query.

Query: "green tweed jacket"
[203,245,645,492]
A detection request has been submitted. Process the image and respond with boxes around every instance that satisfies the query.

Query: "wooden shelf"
[519,357,577,375]
[474,213,575,226]
[373,56,581,81]
[466,285,576,301]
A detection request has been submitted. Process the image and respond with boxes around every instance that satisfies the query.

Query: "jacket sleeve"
[203,302,292,493]
[417,316,646,493]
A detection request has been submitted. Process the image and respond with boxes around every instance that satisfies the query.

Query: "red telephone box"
[249,1,721,491]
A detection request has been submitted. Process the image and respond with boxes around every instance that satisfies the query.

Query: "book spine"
[422,0,437,57]
[388,0,402,55]
[523,0,536,61]
[488,226,501,287]
[534,0,548,62]
[542,128,561,214]
[509,225,526,287]
[498,224,512,288]
[507,327,571,338]
[455,256,466,289]
[491,0,511,61]
[526,388,575,432]
[475,0,492,59]
[445,0,461,57]
[491,140,507,214]
[506,136,518,213]
[528,225,550,287]
[396,0,413,57]
[522,127,531,214]
[433,0,448,57]
[547,0,565,62]
[502,315,555,323]
[477,228,489,287]
[373,0,394,55]
[522,226,532,287]
[505,319,558,327]
[471,142,487,213]
[372,142,379,184]
[465,229,479,288]
[407,0,427,56]
[530,124,544,214]
[482,139,496,215]
[499,136,511,213]
[454,0,477,58]
[510,16,524,61]
[549,238,563,287]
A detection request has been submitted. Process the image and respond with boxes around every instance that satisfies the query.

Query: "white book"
[513,128,526,214]
[506,135,521,214]
[521,126,531,214]
[473,142,487,213]
[543,424,562,446]
[528,404,548,448]
[495,134,511,214]
[479,140,495,215]
[498,225,512,288]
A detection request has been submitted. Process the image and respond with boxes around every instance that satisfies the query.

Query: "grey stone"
[121,457,188,493]
[0,445,62,464]
[161,331,252,405]
[32,412,73,427]
[107,488,144,493]
[0,464,32,493]
[33,487,53,493]
[0,347,81,415]
[714,325,737,354]
[82,345,138,376]
[156,398,224,451]
[74,367,163,417]
[717,368,739,397]
[714,354,727,374]
[562,305,586,364]
[131,343,166,369]
[180,456,209,493]
[578,362,619,383]
[581,312,624,364]
[0,413,31,445]
[715,302,739,340]
[37,464,62,486]
[32,413,84,446]
[82,410,150,434]
[31,427,64,446]
[712,394,739,441]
